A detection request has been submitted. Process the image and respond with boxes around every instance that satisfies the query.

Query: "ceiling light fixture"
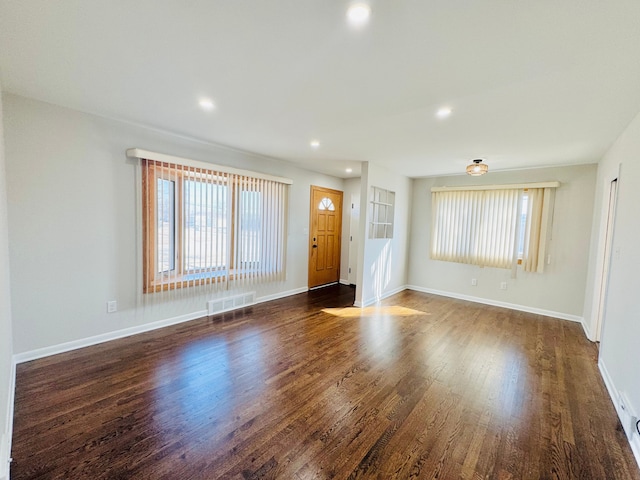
[346,168,353,173]
[347,3,371,26]
[436,107,452,118]
[199,99,215,110]
[466,159,488,176]
[310,140,320,148]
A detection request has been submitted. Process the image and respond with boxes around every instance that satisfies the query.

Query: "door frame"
[594,177,619,343]
[308,185,343,289]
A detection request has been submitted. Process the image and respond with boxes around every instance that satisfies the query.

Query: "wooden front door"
[309,186,343,288]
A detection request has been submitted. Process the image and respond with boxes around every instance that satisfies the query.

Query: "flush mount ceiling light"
[436,106,452,118]
[199,98,215,110]
[347,3,371,26]
[466,159,489,176]
[345,168,353,173]
[310,140,320,148]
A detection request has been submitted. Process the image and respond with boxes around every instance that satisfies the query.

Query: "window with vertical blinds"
[430,183,557,272]
[141,158,289,293]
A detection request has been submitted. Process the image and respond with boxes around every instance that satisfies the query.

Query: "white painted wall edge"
[15,286,310,364]
[354,285,408,307]
[405,285,585,325]
[339,279,350,286]
[0,357,15,480]
[599,359,640,470]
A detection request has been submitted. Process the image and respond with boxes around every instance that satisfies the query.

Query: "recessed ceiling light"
[310,140,320,148]
[347,3,371,26]
[199,99,215,111]
[346,168,353,173]
[436,106,452,118]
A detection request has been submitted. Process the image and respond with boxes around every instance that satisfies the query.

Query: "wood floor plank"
[10,286,640,479]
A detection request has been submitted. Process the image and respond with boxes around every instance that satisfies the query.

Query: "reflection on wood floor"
[11,285,640,479]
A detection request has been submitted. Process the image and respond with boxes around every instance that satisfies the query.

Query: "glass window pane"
[183,179,228,271]
[157,178,175,273]
[238,190,262,265]
[517,195,529,257]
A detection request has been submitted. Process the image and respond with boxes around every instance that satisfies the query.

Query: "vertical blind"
[431,189,520,269]
[522,187,554,273]
[141,158,289,293]
[431,184,556,272]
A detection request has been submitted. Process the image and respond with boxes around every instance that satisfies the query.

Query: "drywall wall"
[588,110,640,462]
[0,84,14,479]
[340,177,361,285]
[355,162,411,306]
[3,94,345,355]
[407,164,597,320]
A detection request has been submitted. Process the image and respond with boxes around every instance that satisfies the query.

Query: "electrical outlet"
[471,278,477,286]
[106,300,117,313]
[500,282,507,290]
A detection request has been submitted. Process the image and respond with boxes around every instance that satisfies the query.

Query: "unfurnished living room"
[1,1,640,479]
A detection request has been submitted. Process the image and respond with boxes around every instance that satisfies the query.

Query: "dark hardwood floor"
[11,285,640,479]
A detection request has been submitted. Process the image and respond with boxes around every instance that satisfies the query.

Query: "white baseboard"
[599,359,640,470]
[14,286,312,365]
[339,279,350,286]
[13,310,208,364]
[579,318,593,341]
[0,432,9,480]
[406,285,584,324]
[255,286,308,304]
[1,358,15,480]
[357,285,408,308]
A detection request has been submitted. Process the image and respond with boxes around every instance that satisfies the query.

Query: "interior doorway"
[308,186,343,289]
[595,178,618,343]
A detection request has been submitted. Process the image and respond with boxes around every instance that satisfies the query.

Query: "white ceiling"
[1,0,640,179]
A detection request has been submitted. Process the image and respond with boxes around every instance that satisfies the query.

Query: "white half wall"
[0,84,14,480]
[586,110,640,466]
[355,162,411,306]
[408,164,597,320]
[3,94,345,355]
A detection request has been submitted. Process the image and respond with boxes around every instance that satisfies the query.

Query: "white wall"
[587,110,640,462]
[3,94,345,356]
[340,177,361,285]
[407,164,597,321]
[0,84,14,479]
[355,162,412,306]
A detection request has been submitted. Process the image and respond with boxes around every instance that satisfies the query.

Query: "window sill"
[144,267,266,293]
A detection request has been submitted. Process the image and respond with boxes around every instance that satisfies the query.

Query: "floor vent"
[207,292,256,316]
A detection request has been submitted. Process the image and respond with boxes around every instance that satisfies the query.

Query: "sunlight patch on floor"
[322,306,430,317]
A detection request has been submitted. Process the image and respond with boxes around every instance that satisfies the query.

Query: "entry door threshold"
[309,282,339,291]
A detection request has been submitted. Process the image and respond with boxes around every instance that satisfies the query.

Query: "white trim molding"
[406,285,584,324]
[256,287,308,304]
[599,359,640,470]
[1,358,15,480]
[14,310,207,364]
[357,285,408,308]
[14,286,311,364]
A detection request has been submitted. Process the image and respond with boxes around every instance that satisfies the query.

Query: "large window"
[430,183,557,272]
[142,159,288,293]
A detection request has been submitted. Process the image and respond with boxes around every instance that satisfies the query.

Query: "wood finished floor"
[11,285,640,479]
